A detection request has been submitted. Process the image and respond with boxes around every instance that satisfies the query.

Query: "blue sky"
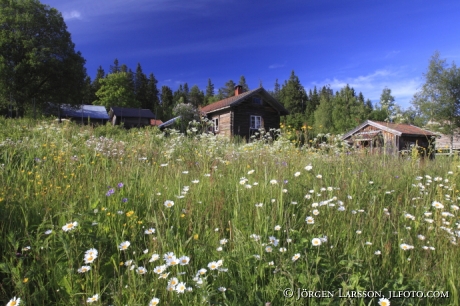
[45,0,460,110]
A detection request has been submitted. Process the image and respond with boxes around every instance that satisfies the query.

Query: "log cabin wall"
[210,111,232,137]
[353,125,397,150]
[115,117,150,128]
[231,95,280,140]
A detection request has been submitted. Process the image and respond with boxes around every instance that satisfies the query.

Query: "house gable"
[201,86,288,140]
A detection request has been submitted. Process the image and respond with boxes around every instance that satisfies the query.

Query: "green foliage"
[94,72,140,109]
[0,0,87,115]
[172,103,200,132]
[221,80,236,99]
[279,71,307,115]
[238,75,249,92]
[188,85,204,108]
[412,51,460,152]
[160,85,174,120]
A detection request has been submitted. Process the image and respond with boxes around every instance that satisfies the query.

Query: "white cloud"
[384,50,400,59]
[269,64,285,69]
[313,68,422,109]
[62,10,82,20]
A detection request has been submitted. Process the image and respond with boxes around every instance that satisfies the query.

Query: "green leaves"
[95,72,140,110]
[0,0,86,113]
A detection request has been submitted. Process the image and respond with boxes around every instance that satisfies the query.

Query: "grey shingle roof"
[110,107,156,119]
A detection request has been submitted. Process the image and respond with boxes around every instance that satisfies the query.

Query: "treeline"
[83,59,413,135]
[272,71,418,134]
[82,59,256,122]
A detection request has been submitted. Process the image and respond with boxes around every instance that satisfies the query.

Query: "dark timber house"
[200,85,289,140]
[342,120,437,157]
[109,107,156,128]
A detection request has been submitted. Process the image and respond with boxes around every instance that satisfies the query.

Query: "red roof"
[343,120,437,140]
[200,89,258,113]
[200,87,289,115]
[369,121,436,136]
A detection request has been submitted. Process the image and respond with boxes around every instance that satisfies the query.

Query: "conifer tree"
[146,73,160,117]
[221,80,236,98]
[205,79,215,105]
[189,85,204,108]
[239,75,249,92]
[161,86,174,120]
[314,88,334,133]
[134,63,149,110]
[90,66,105,104]
[110,59,120,74]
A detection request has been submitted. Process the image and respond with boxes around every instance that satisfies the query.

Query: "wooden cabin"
[200,86,289,140]
[109,107,156,128]
[342,120,437,156]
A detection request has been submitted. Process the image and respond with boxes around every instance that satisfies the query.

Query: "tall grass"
[0,118,459,305]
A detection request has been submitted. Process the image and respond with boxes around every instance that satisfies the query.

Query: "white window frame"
[213,118,219,132]
[250,115,262,129]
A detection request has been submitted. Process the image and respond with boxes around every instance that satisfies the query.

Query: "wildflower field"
[0,118,459,306]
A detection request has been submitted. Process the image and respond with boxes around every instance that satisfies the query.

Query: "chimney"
[234,85,243,96]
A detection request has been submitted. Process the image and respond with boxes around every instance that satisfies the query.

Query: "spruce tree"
[134,63,149,110]
[239,75,249,92]
[110,59,120,74]
[160,86,174,120]
[221,80,236,98]
[90,66,106,104]
[189,85,204,108]
[146,73,160,117]
[205,79,215,105]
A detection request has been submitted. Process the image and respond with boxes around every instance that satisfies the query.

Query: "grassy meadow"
[0,117,459,306]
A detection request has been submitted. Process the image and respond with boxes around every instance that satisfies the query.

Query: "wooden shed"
[200,86,289,140]
[109,107,156,128]
[342,120,437,156]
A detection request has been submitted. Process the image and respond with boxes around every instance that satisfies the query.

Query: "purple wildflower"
[118,182,124,188]
[106,188,115,196]
[122,198,128,203]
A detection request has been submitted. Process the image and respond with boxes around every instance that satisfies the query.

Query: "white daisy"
[62,221,78,232]
[311,238,322,246]
[176,282,186,293]
[78,266,91,273]
[136,266,147,275]
[6,297,21,306]
[118,241,130,251]
[87,294,99,303]
[292,253,301,261]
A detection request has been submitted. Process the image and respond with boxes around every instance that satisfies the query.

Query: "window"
[212,118,219,132]
[252,97,262,105]
[250,115,262,129]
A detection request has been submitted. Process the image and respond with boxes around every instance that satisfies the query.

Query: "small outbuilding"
[109,107,156,128]
[342,120,437,156]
